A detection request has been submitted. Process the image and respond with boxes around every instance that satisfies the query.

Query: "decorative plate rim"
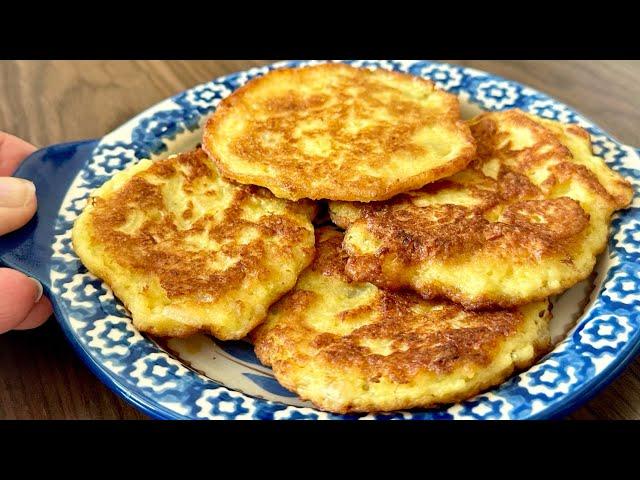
[48,60,640,420]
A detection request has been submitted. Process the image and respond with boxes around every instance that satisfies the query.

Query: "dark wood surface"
[0,60,638,420]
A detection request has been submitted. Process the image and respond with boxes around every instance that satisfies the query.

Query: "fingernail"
[0,178,36,208]
[29,276,44,303]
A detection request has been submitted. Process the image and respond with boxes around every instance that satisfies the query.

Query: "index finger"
[0,132,37,176]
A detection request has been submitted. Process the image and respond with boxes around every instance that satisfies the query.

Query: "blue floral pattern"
[409,62,465,92]
[48,60,640,419]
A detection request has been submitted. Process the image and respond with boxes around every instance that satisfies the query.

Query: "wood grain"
[0,60,637,420]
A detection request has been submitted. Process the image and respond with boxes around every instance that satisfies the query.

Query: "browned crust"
[202,63,476,202]
[337,109,632,309]
[86,150,314,301]
[472,109,633,209]
[75,149,317,339]
[253,227,552,413]
[268,337,552,414]
[346,196,588,262]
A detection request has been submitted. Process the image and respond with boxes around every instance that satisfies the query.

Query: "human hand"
[0,132,53,333]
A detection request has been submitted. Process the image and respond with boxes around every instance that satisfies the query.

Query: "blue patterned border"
[49,60,640,419]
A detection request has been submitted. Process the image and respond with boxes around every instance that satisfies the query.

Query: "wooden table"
[0,60,638,420]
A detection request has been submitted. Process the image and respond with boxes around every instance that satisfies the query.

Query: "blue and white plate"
[1,60,638,419]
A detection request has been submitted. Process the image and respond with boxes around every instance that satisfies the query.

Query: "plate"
[1,60,638,419]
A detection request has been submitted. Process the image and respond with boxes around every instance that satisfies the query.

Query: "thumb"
[0,268,49,334]
[0,177,37,236]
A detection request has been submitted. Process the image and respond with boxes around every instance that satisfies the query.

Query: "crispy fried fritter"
[330,110,633,309]
[203,63,476,202]
[252,227,552,414]
[72,149,316,340]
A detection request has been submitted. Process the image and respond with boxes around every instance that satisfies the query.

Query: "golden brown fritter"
[203,63,476,202]
[330,110,633,309]
[252,227,552,414]
[72,149,316,340]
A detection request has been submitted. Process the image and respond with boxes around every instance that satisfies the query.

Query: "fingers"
[0,131,37,176]
[0,132,38,235]
[13,296,53,330]
[0,177,37,236]
[0,268,49,334]
[0,133,50,333]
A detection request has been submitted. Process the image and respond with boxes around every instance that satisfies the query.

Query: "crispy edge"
[203,63,477,201]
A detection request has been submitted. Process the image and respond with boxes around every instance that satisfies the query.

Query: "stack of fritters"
[329,110,632,309]
[72,64,632,413]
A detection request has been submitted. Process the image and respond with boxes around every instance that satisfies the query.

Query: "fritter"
[253,227,552,414]
[72,149,316,340]
[330,110,633,309]
[203,63,476,202]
